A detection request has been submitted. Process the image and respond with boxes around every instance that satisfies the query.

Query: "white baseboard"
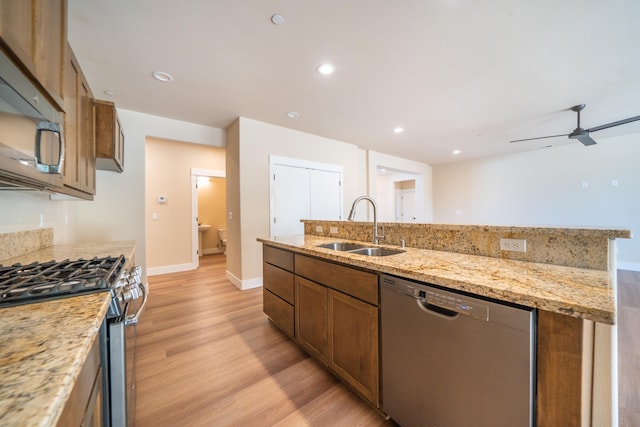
[617,262,640,272]
[147,262,196,276]
[226,270,263,290]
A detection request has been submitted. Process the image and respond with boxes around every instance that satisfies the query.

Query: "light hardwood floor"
[135,255,393,427]
[135,255,639,427]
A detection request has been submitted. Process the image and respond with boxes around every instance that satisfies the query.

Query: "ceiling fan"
[510,104,640,146]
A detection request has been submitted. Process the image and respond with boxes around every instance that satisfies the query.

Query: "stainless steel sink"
[317,242,368,251]
[349,247,405,257]
[317,242,404,257]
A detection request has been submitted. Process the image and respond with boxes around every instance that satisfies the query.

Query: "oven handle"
[125,275,148,326]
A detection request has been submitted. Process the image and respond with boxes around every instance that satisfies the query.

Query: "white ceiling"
[67,0,640,165]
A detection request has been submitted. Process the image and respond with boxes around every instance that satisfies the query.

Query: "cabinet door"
[79,73,95,193]
[295,276,327,364]
[63,45,81,190]
[35,0,65,105]
[0,1,35,70]
[328,289,379,406]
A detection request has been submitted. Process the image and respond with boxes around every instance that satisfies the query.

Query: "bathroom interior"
[197,176,227,255]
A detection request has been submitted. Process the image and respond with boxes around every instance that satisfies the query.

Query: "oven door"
[109,297,143,427]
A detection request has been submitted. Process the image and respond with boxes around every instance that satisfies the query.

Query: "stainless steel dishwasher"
[380,274,536,427]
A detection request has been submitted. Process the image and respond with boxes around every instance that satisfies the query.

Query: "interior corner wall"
[432,133,640,269]
[225,119,241,282]
[232,117,367,284]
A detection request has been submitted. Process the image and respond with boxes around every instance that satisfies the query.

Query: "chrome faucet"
[347,195,384,244]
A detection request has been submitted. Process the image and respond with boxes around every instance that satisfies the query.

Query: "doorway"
[394,180,417,223]
[375,167,424,222]
[191,168,226,268]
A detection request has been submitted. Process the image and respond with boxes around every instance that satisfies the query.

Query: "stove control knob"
[122,282,141,302]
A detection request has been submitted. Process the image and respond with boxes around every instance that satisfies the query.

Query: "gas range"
[0,255,142,319]
[0,253,147,426]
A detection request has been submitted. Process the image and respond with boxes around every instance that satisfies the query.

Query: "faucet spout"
[347,196,384,244]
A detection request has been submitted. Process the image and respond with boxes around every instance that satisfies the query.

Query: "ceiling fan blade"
[587,115,640,133]
[510,133,569,143]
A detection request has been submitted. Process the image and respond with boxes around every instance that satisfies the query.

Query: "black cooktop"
[0,255,125,307]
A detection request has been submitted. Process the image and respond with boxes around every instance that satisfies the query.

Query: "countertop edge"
[258,236,615,325]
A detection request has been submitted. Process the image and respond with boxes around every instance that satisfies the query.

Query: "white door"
[310,169,342,220]
[271,162,343,237]
[272,165,310,236]
[395,189,417,223]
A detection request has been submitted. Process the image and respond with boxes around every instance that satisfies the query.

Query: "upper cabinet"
[95,100,125,172]
[0,0,66,108]
[63,42,95,197]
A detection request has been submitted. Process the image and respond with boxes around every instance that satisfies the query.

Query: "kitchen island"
[259,221,631,427]
[0,239,136,427]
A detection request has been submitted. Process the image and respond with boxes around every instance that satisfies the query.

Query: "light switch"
[158,195,167,203]
[152,213,158,220]
[228,212,233,220]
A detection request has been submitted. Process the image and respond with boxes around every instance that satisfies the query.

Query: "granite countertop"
[258,235,615,324]
[0,241,136,427]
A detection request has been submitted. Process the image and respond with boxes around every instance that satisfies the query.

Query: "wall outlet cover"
[330,226,339,234]
[500,238,526,252]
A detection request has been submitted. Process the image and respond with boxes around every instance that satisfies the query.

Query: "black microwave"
[0,46,64,190]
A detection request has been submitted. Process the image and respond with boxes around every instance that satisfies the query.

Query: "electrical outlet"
[330,226,339,234]
[500,238,526,252]
[315,225,323,232]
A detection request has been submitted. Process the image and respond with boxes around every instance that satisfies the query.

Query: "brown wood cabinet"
[0,0,66,108]
[95,100,125,172]
[328,288,379,405]
[57,334,103,427]
[295,275,327,363]
[62,42,95,198]
[263,246,295,338]
[293,253,380,407]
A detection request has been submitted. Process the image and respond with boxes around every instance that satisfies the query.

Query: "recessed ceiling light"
[316,63,336,75]
[103,90,115,96]
[286,111,300,119]
[271,13,284,25]
[453,149,461,155]
[393,127,404,134]
[152,71,174,82]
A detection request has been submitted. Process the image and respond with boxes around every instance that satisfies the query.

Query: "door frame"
[191,167,225,268]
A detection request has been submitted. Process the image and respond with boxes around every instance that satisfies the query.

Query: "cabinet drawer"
[295,255,378,306]
[263,289,294,338]
[263,262,294,304]
[263,246,294,272]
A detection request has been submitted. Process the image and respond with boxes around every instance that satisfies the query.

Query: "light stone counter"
[0,241,136,427]
[258,235,616,324]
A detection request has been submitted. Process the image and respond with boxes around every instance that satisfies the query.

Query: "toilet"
[218,229,227,254]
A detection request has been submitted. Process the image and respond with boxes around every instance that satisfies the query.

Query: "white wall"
[228,117,368,287]
[433,133,639,269]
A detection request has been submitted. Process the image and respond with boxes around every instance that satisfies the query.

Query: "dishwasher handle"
[416,298,460,320]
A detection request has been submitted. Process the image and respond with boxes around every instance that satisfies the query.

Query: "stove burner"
[0,255,125,307]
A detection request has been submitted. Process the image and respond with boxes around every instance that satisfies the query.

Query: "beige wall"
[433,133,639,269]
[226,117,368,288]
[197,177,226,252]
[145,137,225,269]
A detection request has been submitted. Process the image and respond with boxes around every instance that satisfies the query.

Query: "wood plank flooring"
[135,255,640,427]
[618,269,640,427]
[135,255,392,427]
